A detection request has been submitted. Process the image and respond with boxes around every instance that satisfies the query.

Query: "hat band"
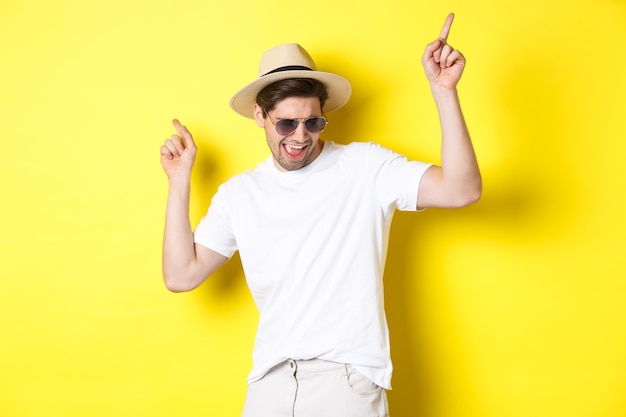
[262,65,313,77]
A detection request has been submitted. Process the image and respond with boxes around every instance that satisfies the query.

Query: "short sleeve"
[193,184,238,258]
[368,143,432,212]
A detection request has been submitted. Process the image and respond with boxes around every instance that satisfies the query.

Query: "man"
[160,13,481,417]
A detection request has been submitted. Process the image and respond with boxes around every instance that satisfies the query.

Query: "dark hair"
[256,78,328,116]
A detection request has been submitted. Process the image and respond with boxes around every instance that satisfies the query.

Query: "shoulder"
[325,140,394,159]
[320,141,411,174]
[223,157,273,184]
[341,141,410,167]
[211,160,269,203]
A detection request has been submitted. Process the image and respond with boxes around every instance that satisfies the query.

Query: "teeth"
[287,144,305,150]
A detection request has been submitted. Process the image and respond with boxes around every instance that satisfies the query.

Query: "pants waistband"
[276,358,348,375]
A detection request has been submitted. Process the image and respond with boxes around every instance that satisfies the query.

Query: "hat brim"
[229,70,352,119]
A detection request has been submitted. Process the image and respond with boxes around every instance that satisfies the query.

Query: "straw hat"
[229,43,352,118]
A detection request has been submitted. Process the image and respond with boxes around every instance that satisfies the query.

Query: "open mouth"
[283,143,308,160]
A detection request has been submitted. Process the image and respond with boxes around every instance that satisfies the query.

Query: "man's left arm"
[416,13,482,209]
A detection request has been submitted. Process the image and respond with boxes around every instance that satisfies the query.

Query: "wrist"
[430,85,460,107]
[168,172,192,191]
[430,83,458,97]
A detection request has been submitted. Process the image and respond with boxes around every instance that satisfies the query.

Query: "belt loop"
[343,363,350,377]
[289,360,297,376]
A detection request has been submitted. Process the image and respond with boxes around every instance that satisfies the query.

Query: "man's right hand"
[160,119,197,180]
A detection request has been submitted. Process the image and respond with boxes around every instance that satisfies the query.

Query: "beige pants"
[241,359,389,417]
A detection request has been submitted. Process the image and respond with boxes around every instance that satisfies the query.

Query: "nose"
[290,120,309,140]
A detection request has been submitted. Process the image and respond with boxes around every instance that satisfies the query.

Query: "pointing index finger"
[172,119,186,136]
[172,118,191,139]
[171,118,196,152]
[438,13,455,42]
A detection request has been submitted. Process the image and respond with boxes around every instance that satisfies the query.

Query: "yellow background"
[1,0,625,416]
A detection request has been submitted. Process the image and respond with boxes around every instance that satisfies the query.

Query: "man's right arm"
[160,119,229,293]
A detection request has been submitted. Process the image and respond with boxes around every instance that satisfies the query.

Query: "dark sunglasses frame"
[264,110,328,136]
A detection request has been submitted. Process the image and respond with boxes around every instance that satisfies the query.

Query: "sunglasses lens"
[305,117,327,133]
[275,119,299,135]
[273,117,327,135]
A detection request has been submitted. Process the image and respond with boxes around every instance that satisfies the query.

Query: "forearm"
[162,176,203,291]
[432,87,482,204]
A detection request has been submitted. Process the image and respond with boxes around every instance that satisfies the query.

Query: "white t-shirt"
[194,141,431,389]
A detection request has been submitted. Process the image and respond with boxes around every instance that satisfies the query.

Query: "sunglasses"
[264,110,328,136]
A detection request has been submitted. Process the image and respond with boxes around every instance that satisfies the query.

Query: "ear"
[253,104,265,128]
